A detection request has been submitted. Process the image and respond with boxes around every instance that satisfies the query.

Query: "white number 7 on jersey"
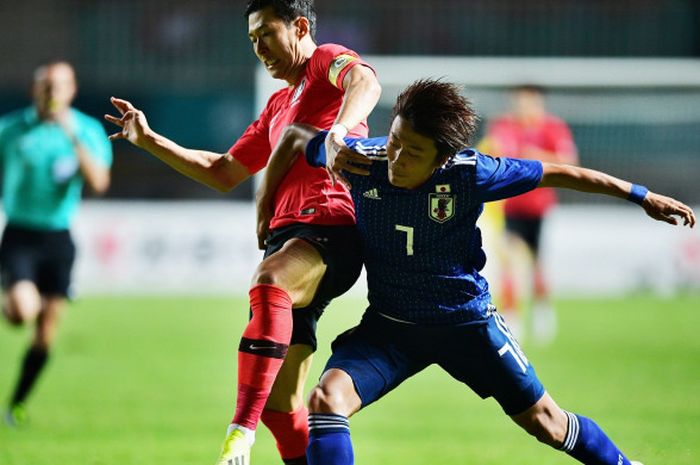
[395,225,414,256]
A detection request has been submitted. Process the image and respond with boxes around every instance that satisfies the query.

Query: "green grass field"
[1,294,699,465]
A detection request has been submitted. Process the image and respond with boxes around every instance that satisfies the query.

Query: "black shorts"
[505,216,544,254]
[263,223,364,351]
[0,224,76,297]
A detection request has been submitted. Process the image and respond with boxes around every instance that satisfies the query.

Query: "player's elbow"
[207,154,250,193]
[539,162,570,188]
[366,75,382,102]
[350,65,382,99]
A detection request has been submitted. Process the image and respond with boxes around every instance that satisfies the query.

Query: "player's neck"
[286,42,317,87]
[516,113,545,127]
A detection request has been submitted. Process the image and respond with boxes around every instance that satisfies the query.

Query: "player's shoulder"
[0,107,31,127]
[0,107,33,142]
[349,136,388,159]
[69,109,109,140]
[71,108,104,128]
[441,148,485,182]
[543,113,569,128]
[310,43,362,73]
[445,148,479,169]
[490,114,516,127]
[315,43,359,57]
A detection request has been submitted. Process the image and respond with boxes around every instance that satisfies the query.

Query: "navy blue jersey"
[306,132,543,325]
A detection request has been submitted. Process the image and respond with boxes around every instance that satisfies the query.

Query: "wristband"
[628,184,648,206]
[328,123,349,139]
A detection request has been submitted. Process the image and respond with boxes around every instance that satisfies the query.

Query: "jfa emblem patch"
[429,184,454,223]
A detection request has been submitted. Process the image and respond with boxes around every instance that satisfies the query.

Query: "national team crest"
[429,185,455,223]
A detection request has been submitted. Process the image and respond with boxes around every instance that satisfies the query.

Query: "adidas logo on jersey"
[362,188,381,200]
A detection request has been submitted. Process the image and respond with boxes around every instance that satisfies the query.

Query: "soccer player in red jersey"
[486,84,578,344]
[104,2,381,464]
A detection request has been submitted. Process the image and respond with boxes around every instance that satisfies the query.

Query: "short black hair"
[392,78,478,162]
[245,0,317,41]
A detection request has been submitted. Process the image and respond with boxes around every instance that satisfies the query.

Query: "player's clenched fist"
[104,97,152,148]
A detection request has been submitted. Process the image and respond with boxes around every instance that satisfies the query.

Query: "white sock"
[228,423,256,447]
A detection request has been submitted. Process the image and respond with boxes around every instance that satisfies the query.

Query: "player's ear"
[294,16,310,40]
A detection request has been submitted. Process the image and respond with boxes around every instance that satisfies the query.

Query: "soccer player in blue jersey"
[1,61,112,426]
[256,79,695,465]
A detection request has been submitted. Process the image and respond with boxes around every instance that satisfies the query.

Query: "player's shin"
[10,346,49,408]
[559,411,632,465]
[233,284,293,430]
[307,413,353,465]
[261,406,310,464]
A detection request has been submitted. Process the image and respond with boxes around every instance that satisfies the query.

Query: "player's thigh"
[266,344,314,412]
[36,229,76,299]
[1,231,42,322]
[254,238,327,308]
[309,368,362,417]
[323,313,428,412]
[4,281,42,323]
[439,312,545,416]
[258,224,363,310]
[505,216,541,257]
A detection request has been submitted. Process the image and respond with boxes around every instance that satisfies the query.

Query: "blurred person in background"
[485,84,578,343]
[105,1,381,464]
[1,61,112,426]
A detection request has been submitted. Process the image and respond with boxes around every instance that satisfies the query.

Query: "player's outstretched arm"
[255,124,321,249]
[539,162,696,227]
[105,97,250,192]
[325,65,381,187]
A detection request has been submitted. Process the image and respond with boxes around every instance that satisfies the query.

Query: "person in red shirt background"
[486,84,578,344]
[105,1,381,464]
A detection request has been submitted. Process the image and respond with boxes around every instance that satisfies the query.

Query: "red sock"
[261,406,309,461]
[501,272,517,310]
[533,268,549,301]
[233,284,293,430]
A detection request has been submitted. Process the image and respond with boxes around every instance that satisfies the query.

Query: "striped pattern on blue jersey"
[305,132,543,325]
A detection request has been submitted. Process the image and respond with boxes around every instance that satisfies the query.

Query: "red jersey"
[229,44,372,229]
[487,114,577,218]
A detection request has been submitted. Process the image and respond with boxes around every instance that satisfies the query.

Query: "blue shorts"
[325,310,545,416]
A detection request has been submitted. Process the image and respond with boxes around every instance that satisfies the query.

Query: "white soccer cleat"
[630,461,644,465]
[216,426,251,465]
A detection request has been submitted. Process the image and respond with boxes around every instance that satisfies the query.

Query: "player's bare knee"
[7,282,42,322]
[2,304,23,326]
[307,384,346,414]
[524,412,567,448]
[251,265,281,286]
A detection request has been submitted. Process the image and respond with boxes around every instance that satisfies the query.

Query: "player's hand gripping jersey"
[229,44,372,230]
[306,132,543,325]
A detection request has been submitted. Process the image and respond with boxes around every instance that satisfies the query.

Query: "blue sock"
[307,413,353,465]
[560,412,631,465]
